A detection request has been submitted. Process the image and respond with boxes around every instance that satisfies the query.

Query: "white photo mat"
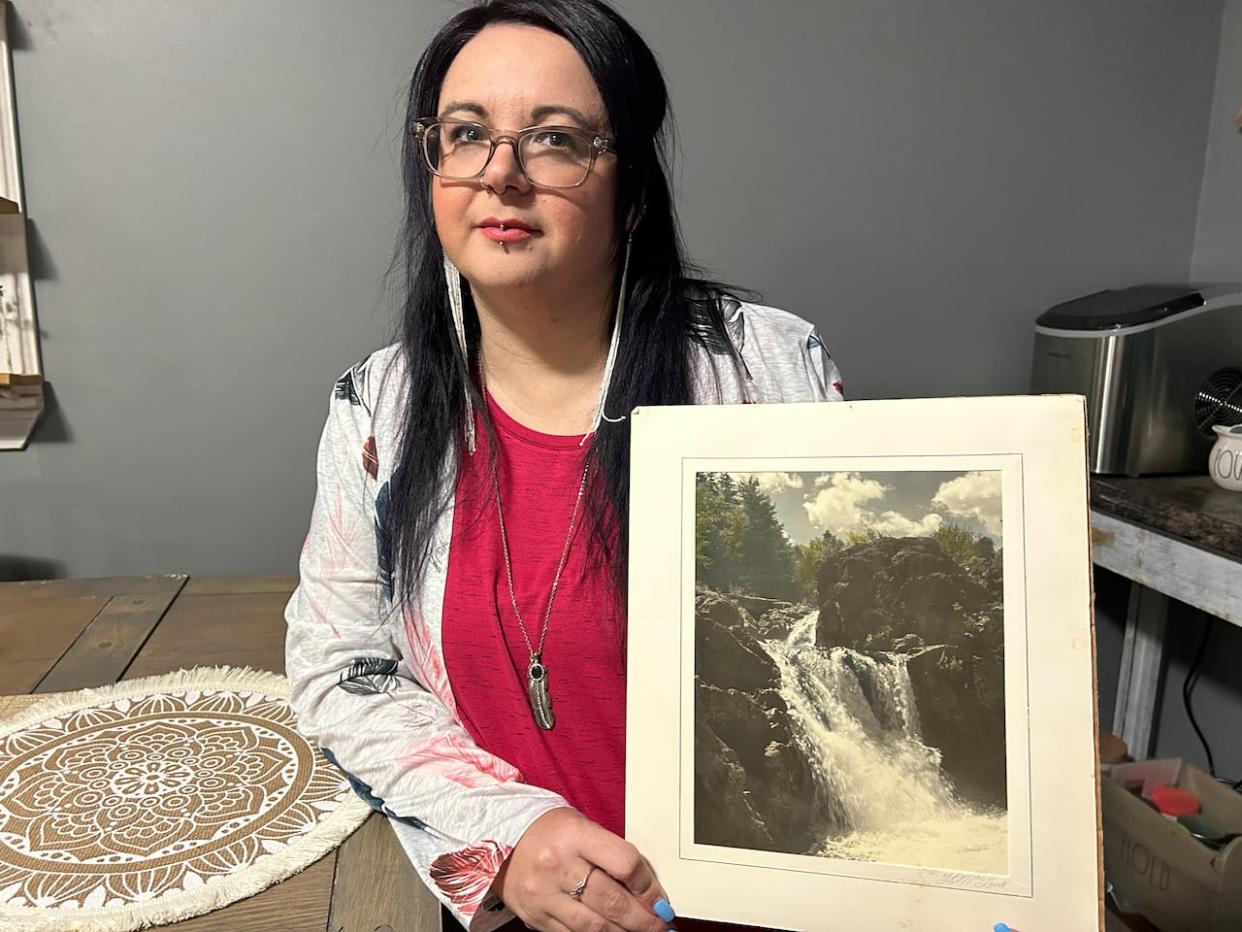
[626,395,1101,932]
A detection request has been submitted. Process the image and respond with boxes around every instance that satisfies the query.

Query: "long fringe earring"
[582,231,633,445]
[443,253,476,454]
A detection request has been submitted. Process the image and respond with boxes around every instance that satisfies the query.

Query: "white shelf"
[0,9,41,449]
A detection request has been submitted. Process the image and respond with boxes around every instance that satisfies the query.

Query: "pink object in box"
[1151,785,1201,820]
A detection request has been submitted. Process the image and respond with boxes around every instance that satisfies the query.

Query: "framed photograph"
[626,396,1100,931]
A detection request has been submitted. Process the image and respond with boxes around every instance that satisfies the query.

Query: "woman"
[284,2,843,930]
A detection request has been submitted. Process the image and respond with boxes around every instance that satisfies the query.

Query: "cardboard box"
[1103,759,1242,932]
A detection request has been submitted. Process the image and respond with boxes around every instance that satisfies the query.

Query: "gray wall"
[1193,0,1242,280]
[5,1,432,578]
[638,0,1222,400]
[4,0,1223,579]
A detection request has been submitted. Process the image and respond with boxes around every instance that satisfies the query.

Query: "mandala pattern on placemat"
[0,668,370,931]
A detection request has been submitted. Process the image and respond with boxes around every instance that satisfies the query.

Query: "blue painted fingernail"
[654,898,676,922]
[994,924,1016,932]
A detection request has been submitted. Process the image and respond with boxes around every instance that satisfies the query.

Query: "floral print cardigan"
[283,300,843,930]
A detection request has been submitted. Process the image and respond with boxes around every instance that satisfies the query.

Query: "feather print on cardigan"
[362,435,379,480]
[395,731,522,788]
[320,747,439,835]
[337,656,402,695]
[333,354,374,414]
[333,370,362,407]
[374,480,394,603]
[430,841,513,916]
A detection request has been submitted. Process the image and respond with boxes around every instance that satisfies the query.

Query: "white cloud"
[802,473,889,535]
[932,471,1003,536]
[803,472,946,540]
[735,472,804,494]
[869,510,944,537]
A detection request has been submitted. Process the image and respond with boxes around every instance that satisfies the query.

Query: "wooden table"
[2,574,1155,932]
[0,575,448,932]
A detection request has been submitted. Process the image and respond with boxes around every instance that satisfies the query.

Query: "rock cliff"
[693,590,822,852]
[815,536,1006,807]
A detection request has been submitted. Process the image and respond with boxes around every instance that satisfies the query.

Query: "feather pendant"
[527,657,555,731]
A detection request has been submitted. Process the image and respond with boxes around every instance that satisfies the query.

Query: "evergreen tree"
[696,473,807,599]
[794,529,843,600]
[737,477,797,599]
[695,473,745,591]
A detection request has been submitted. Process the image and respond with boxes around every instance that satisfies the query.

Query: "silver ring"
[569,865,598,901]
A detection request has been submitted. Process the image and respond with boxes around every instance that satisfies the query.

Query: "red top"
[441,392,627,836]
[442,395,772,932]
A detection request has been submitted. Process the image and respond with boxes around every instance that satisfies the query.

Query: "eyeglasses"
[413,118,616,189]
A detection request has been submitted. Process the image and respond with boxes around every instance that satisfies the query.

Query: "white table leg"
[1112,582,1169,759]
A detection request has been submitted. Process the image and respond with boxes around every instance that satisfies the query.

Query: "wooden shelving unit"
[0,9,41,449]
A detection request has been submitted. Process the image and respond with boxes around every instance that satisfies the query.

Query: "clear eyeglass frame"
[413,118,617,189]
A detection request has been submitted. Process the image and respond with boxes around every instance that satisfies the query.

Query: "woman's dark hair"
[384,0,751,613]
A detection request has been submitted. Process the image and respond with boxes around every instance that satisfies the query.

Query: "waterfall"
[763,611,1008,874]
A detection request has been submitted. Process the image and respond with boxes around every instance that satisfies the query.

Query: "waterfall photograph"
[694,469,1008,876]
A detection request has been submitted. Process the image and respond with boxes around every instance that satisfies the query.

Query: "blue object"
[994,924,1013,932]
[654,898,676,922]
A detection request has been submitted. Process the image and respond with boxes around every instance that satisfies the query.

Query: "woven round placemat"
[0,666,371,931]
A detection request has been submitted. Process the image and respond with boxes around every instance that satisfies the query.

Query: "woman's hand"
[496,807,675,932]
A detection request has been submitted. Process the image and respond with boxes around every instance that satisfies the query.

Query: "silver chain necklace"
[481,361,594,730]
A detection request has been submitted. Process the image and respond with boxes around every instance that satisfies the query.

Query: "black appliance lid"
[1036,285,1204,331]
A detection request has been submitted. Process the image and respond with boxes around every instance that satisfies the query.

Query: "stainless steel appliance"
[1030,284,1242,476]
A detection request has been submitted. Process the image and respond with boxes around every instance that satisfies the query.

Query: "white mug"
[1208,424,1242,491]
